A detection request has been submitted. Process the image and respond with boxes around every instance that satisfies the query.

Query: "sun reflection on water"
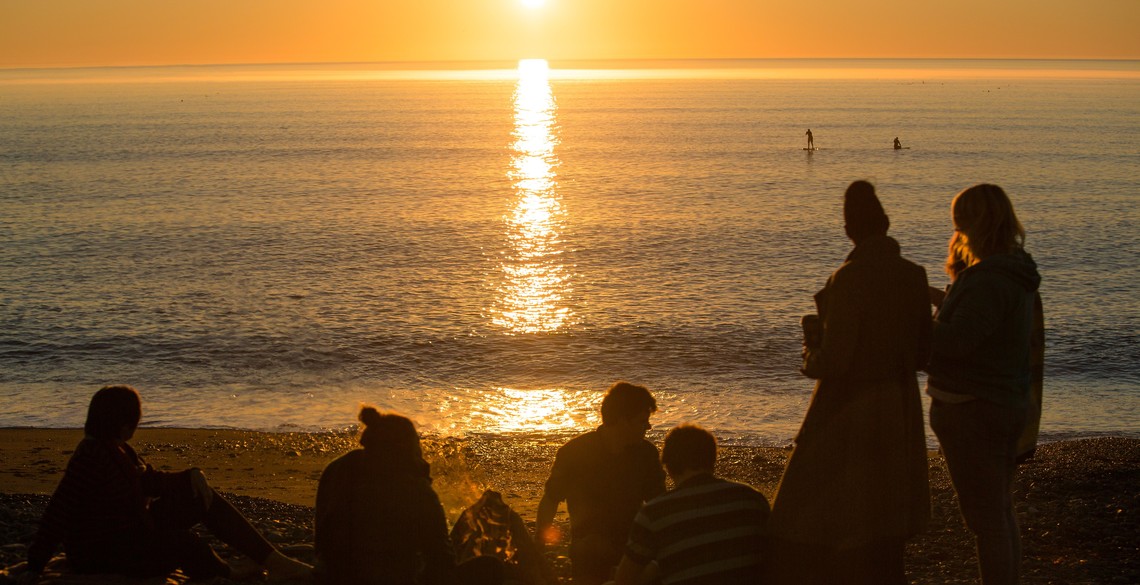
[491,59,574,334]
[484,387,585,433]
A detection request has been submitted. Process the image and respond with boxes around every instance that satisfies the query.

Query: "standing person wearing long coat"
[767,181,932,585]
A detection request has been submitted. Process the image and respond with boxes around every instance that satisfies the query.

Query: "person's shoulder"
[724,478,768,497]
[895,255,930,285]
[321,448,366,475]
[557,428,602,454]
[68,437,115,464]
[635,437,660,453]
[715,479,771,514]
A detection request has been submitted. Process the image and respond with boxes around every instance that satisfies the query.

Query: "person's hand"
[928,285,947,308]
[188,468,214,509]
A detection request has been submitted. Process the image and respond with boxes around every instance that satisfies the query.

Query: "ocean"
[1,59,1137,445]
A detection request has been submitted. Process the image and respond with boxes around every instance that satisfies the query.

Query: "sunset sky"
[1,0,1137,68]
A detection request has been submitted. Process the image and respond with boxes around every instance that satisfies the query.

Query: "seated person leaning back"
[19,385,312,584]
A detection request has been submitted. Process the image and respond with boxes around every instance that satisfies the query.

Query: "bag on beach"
[452,490,518,565]
[451,490,549,585]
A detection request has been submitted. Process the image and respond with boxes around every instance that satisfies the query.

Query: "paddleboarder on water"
[806,129,815,150]
[894,137,903,150]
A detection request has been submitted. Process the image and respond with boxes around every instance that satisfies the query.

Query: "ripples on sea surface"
[1,61,1137,444]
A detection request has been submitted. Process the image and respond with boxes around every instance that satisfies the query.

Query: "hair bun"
[359,405,382,427]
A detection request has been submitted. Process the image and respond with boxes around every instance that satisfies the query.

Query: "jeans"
[931,399,1027,585]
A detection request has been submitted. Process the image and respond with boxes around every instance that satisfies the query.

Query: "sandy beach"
[0,428,1136,584]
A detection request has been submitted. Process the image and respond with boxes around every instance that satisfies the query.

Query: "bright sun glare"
[521,0,547,8]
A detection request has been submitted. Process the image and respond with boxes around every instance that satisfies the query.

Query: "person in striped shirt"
[608,424,770,585]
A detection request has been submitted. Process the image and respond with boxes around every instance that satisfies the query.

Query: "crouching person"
[608,425,770,585]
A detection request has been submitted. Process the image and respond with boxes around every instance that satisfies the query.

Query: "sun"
[521,0,547,8]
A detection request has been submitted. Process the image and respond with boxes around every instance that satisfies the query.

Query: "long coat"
[768,234,931,549]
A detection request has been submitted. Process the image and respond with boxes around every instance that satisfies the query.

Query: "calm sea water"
[1,60,1138,445]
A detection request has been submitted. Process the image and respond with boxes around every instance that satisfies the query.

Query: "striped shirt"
[624,473,769,585]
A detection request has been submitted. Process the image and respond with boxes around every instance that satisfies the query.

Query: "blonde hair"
[946,184,1025,277]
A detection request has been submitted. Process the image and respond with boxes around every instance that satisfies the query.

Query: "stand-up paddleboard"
[893,147,911,150]
[802,147,819,151]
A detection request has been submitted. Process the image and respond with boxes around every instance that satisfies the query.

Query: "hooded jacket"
[927,250,1041,409]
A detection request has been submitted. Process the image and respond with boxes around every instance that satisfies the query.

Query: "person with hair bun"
[19,385,312,583]
[315,406,455,585]
[768,181,932,584]
[927,184,1041,585]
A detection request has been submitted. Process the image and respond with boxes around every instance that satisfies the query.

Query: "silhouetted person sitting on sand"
[315,406,456,585]
[535,382,666,585]
[806,128,815,149]
[19,385,312,583]
[607,424,770,585]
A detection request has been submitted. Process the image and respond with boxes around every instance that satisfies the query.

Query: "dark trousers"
[931,399,1027,585]
[73,482,275,579]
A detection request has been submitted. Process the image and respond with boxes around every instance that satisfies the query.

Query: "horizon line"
[3,56,1139,73]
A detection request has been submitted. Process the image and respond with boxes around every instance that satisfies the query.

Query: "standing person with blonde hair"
[927,184,1041,585]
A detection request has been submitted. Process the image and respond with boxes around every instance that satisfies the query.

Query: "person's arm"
[417,485,457,585]
[535,447,571,549]
[535,490,561,550]
[802,271,859,380]
[642,444,666,501]
[613,507,657,585]
[610,554,648,585]
[915,268,934,370]
[928,284,948,309]
[314,459,346,559]
[932,274,1017,359]
[25,442,106,574]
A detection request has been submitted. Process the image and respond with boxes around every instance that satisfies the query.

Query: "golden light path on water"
[456,59,597,436]
[492,58,573,335]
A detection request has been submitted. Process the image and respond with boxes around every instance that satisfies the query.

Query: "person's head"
[661,424,717,479]
[947,183,1025,276]
[843,180,890,243]
[600,381,657,442]
[358,406,423,463]
[85,385,142,441]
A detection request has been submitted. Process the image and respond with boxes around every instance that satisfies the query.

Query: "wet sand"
[0,429,1136,584]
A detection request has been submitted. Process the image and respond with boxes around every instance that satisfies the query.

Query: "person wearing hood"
[767,181,932,584]
[314,407,456,585]
[926,184,1041,585]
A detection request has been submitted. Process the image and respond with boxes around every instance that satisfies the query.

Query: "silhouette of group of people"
[18,182,1041,585]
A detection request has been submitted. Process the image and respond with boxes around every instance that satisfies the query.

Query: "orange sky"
[1,0,1137,68]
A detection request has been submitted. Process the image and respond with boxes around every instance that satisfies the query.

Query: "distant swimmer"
[806,129,815,150]
[893,137,902,150]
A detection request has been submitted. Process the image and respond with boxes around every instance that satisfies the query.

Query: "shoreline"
[1,429,1136,583]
